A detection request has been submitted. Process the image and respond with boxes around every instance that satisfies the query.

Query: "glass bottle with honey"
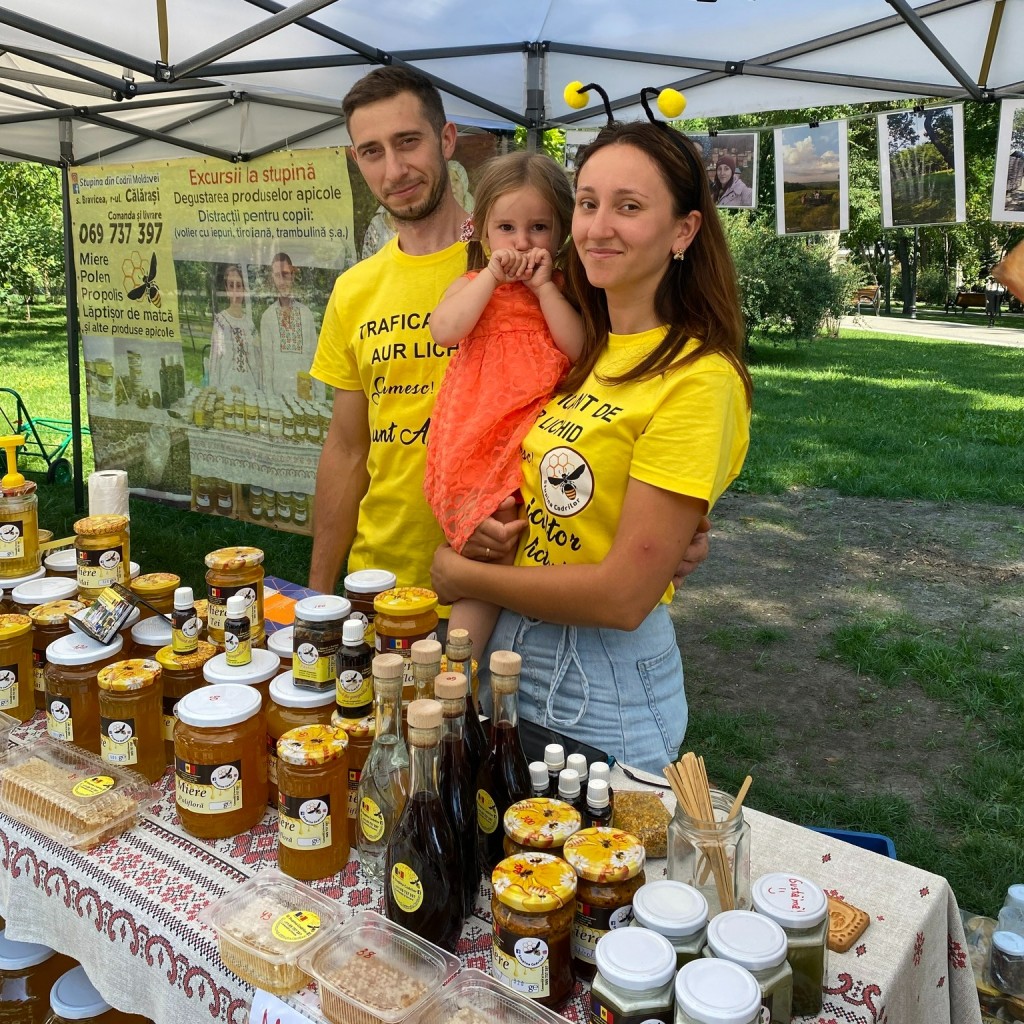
[356,653,408,883]
[445,628,486,781]
[476,650,531,873]
[0,435,40,581]
[385,698,462,952]
[434,670,478,919]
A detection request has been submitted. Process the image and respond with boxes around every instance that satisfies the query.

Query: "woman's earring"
[673,248,686,262]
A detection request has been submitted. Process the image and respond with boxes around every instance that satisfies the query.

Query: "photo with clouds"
[773,120,849,236]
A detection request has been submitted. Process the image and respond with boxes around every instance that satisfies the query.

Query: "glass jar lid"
[203,648,280,686]
[294,594,351,624]
[595,926,676,991]
[0,613,31,641]
[49,965,112,1019]
[344,568,397,594]
[0,566,45,589]
[333,711,375,739]
[563,827,646,882]
[675,959,762,1024]
[131,571,181,595]
[176,683,262,727]
[11,577,78,606]
[271,671,336,709]
[45,631,123,665]
[266,625,293,659]
[373,586,438,616]
[492,852,577,913]
[277,723,348,766]
[633,880,709,938]
[504,797,582,848]
[131,614,173,648]
[751,872,828,929]
[44,549,77,572]
[97,658,162,692]
[73,514,128,537]
[993,930,1024,956]
[28,599,87,627]
[706,910,788,971]
[204,546,265,570]
[0,928,57,970]
[155,641,218,673]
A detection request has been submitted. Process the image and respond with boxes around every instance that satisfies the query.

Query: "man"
[260,252,320,397]
[310,66,707,596]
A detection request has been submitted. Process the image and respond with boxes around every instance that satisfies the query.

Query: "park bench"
[946,290,986,314]
[852,285,881,315]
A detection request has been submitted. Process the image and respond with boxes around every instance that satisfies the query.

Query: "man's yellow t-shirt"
[310,237,467,589]
[516,328,750,604]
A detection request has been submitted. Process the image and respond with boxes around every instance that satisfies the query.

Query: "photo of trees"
[992,99,1024,223]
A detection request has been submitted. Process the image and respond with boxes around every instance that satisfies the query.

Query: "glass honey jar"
[343,568,396,647]
[44,963,151,1024]
[503,797,582,857]
[276,723,349,881]
[0,568,45,610]
[174,683,268,839]
[156,641,217,766]
[29,600,87,712]
[0,930,77,1024]
[97,658,166,782]
[130,572,180,619]
[331,710,375,850]
[129,614,172,661]
[204,546,264,647]
[0,613,35,722]
[44,632,124,754]
[203,647,280,709]
[43,548,77,580]
[10,577,78,616]
[73,515,130,601]
[372,587,438,688]
[267,671,336,807]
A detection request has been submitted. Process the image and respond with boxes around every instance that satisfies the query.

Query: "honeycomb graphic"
[122,251,146,293]
[543,450,572,478]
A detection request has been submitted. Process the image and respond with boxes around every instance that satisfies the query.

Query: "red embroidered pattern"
[947,935,967,970]
[913,932,925,966]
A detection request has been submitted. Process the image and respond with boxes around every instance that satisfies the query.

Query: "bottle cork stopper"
[490,649,522,676]
[411,638,443,663]
[372,653,405,680]
[407,698,443,730]
[447,628,472,656]
[433,671,467,699]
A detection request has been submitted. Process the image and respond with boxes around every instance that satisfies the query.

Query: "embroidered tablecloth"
[0,720,981,1024]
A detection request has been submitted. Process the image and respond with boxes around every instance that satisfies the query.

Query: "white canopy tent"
[0,0,1019,506]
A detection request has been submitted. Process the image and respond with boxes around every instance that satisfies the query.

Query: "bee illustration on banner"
[125,251,162,307]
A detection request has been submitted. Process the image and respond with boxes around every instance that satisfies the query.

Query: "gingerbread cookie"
[828,895,870,952]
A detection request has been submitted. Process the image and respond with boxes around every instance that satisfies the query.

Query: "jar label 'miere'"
[175,758,243,814]
[279,792,332,850]
[492,920,552,998]
[0,663,18,710]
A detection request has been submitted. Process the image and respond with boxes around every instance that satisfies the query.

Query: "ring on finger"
[485,547,491,560]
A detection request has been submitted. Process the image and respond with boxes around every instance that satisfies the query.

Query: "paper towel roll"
[88,469,129,517]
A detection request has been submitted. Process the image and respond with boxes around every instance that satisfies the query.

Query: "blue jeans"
[483,605,687,773]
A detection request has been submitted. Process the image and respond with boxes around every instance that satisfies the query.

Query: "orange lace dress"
[424,275,570,552]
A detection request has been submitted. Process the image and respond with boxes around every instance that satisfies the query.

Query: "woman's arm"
[431,479,706,631]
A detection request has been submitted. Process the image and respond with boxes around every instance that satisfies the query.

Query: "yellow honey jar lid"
[131,572,181,595]
[332,712,375,740]
[73,514,129,536]
[492,852,577,912]
[28,600,87,627]
[155,642,218,673]
[204,546,265,570]
[97,658,162,692]
[277,724,349,766]
[563,827,647,882]
[504,798,582,848]
[0,613,31,641]
[373,586,438,616]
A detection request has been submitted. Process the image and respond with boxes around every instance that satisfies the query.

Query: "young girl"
[424,152,584,649]
[209,263,262,392]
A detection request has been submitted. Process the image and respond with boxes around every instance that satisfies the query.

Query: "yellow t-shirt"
[516,328,750,604]
[310,237,467,588]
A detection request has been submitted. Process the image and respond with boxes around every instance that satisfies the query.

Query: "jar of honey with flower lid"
[372,587,438,687]
[130,572,180,619]
[156,641,217,765]
[73,515,130,601]
[267,671,336,806]
[97,658,165,782]
[0,613,35,722]
[28,600,87,711]
[204,546,264,647]
[503,797,582,858]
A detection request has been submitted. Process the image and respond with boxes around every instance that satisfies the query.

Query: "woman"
[208,263,263,392]
[431,121,752,772]
[711,154,753,207]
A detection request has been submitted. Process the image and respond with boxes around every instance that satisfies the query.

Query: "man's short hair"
[342,66,447,136]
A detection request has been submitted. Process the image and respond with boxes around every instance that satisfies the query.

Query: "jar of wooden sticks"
[667,789,751,919]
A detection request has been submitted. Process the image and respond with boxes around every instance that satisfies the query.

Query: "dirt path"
[670,488,1024,802]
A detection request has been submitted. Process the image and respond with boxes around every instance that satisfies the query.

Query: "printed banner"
[991,99,1024,224]
[774,120,849,236]
[878,104,966,229]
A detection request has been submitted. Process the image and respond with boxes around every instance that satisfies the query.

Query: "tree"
[0,163,64,310]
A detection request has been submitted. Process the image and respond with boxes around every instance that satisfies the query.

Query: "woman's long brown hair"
[562,121,752,405]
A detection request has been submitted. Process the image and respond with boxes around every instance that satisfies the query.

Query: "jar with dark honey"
[563,827,647,980]
[332,709,374,850]
[130,572,180,619]
[204,546,264,647]
[174,683,268,839]
[28,600,87,712]
[503,797,581,858]
[291,595,350,693]
[0,929,77,1024]
[0,613,36,722]
[156,641,217,765]
[267,671,336,806]
[74,515,130,601]
[97,658,165,782]
[44,632,124,753]
[372,587,438,687]
[276,723,349,880]
[343,568,395,647]
[491,851,577,1007]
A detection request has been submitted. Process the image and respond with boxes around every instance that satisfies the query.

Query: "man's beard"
[379,163,449,225]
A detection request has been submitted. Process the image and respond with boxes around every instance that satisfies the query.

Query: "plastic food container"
[0,710,15,756]
[299,909,459,1024]
[407,968,566,1024]
[201,868,343,995]
[0,734,156,849]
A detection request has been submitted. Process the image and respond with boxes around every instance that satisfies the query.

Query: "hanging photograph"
[773,121,849,235]
[878,104,966,228]
[563,128,598,171]
[991,99,1024,224]
[689,133,758,210]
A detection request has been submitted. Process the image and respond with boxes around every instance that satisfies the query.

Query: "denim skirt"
[483,604,687,773]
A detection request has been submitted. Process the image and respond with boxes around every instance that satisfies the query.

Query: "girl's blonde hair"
[466,151,574,272]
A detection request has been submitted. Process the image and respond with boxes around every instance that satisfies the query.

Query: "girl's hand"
[522,248,554,292]
[430,543,465,605]
[488,248,530,283]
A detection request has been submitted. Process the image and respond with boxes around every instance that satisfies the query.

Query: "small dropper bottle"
[558,767,587,817]
[223,594,251,666]
[529,761,551,798]
[585,778,613,828]
[171,586,199,655]
[544,743,565,796]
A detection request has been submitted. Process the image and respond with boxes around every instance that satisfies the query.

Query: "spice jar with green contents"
[29,600,87,711]
[0,613,35,722]
[266,671,336,806]
[74,514,130,601]
[751,872,828,1016]
[563,827,647,981]
[591,926,677,1024]
[633,879,710,969]
[503,797,581,858]
[674,958,763,1024]
[156,641,217,765]
[204,546,265,647]
[491,851,577,1008]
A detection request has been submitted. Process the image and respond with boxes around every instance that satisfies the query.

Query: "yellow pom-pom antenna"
[564,81,589,110]
[657,88,686,119]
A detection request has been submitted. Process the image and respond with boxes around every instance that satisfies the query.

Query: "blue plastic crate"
[809,827,897,860]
